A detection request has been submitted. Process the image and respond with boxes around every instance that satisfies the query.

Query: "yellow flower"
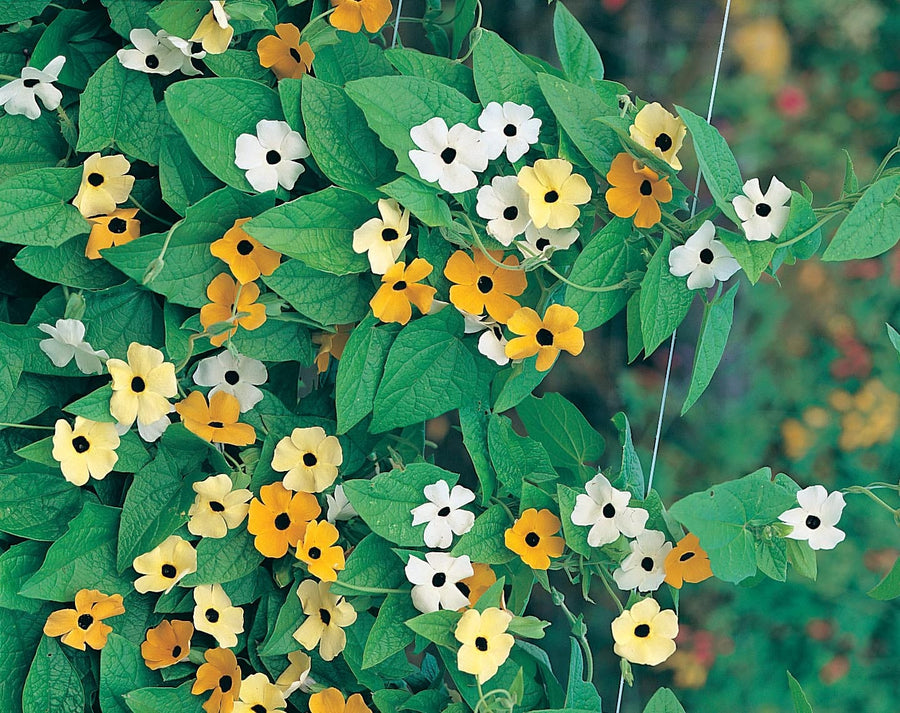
[191,0,233,55]
[454,607,514,684]
[141,619,194,670]
[271,426,343,493]
[274,651,311,698]
[505,305,584,371]
[106,342,177,431]
[193,583,244,649]
[611,597,678,666]
[43,589,125,651]
[85,208,140,259]
[72,153,135,218]
[210,217,282,285]
[188,474,253,539]
[293,580,357,661]
[605,152,672,229]
[517,159,591,229]
[192,648,242,713]
[247,483,321,559]
[330,0,393,34]
[233,673,286,713]
[352,198,411,275]
[297,520,345,582]
[629,103,686,171]
[444,250,527,323]
[257,23,314,80]
[664,533,713,589]
[313,324,353,374]
[132,535,197,594]
[51,416,120,486]
[200,273,268,348]
[504,508,565,570]
[459,563,497,608]
[175,391,256,447]
[309,688,372,713]
[369,258,437,325]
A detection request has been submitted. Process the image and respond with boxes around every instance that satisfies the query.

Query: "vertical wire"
[391,0,404,48]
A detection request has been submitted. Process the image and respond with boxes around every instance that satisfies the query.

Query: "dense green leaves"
[0,167,90,247]
[0,464,88,541]
[517,393,603,472]
[0,113,68,182]
[263,259,373,326]
[821,175,900,261]
[22,636,84,713]
[335,316,398,433]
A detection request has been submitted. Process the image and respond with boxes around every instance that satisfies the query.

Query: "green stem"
[872,142,900,183]
[454,0,483,64]
[330,582,407,595]
[551,587,595,682]
[143,218,184,285]
[595,566,625,613]
[844,486,899,518]
[0,422,55,430]
[776,212,842,249]
[542,263,629,294]
[128,195,173,227]
[0,73,18,81]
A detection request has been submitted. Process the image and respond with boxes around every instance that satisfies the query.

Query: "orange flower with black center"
[141,619,194,670]
[369,258,436,325]
[256,23,314,80]
[504,508,565,570]
[664,533,713,588]
[605,152,673,229]
[43,589,125,651]
[309,688,373,713]
[210,218,282,284]
[505,304,584,371]
[297,520,345,581]
[192,647,242,713]
[200,273,267,347]
[313,324,352,373]
[458,562,498,607]
[247,482,321,558]
[175,390,256,446]
[85,208,140,259]
[330,0,393,34]
[444,250,527,323]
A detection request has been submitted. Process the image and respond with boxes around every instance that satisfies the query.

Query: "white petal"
[72,346,106,375]
[42,55,66,79]
[275,159,304,190]
[477,102,505,132]
[807,525,845,551]
[447,484,475,509]
[423,519,453,549]
[763,176,792,207]
[439,162,478,194]
[742,215,774,242]
[232,381,264,412]
[409,150,445,185]
[194,355,226,387]
[438,586,471,611]
[796,485,828,512]
[685,264,715,290]
[280,131,311,161]
[256,119,290,150]
[446,509,475,536]
[587,519,621,547]
[245,165,280,193]
[410,584,440,613]
[235,134,265,169]
[33,83,61,111]
[668,245,699,277]
[404,556,434,586]
[39,338,75,367]
[819,491,846,527]
[423,479,451,507]
[137,415,170,442]
[411,502,439,527]
[731,195,755,222]
[410,117,449,153]
[741,178,764,203]
[478,330,509,365]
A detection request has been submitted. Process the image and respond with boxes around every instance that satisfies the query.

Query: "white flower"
[409,117,488,194]
[778,485,846,551]
[404,552,473,613]
[235,119,310,193]
[732,177,791,241]
[38,319,109,375]
[193,583,244,648]
[668,220,740,290]
[478,101,542,163]
[570,472,649,547]
[476,175,530,246]
[461,312,509,366]
[0,55,65,120]
[325,484,358,523]
[193,350,267,413]
[410,479,476,548]
[612,530,673,592]
[116,29,185,76]
[516,223,579,260]
[352,198,411,274]
[116,413,171,443]
[166,34,206,76]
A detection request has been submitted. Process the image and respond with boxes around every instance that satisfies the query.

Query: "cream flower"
[778,485,846,551]
[190,0,234,55]
[325,485,358,524]
[732,177,791,241]
[410,480,476,549]
[293,580,357,661]
[475,175,530,246]
[274,651,312,697]
[72,153,135,219]
[668,220,740,290]
[52,417,120,486]
[516,223,579,260]
[132,535,197,594]
[570,472,649,547]
[628,102,687,170]
[611,597,678,666]
[106,342,177,442]
[38,319,108,375]
[455,607,515,684]
[409,117,489,194]
[517,158,591,229]
[352,199,411,274]
[272,426,343,493]
[233,672,286,713]
[478,101,542,163]
[612,530,673,593]
[235,119,310,193]
[405,552,473,613]
[193,583,245,648]
[188,474,253,539]
[0,55,65,120]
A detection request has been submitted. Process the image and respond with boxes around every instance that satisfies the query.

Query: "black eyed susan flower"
[570,472,649,547]
[369,258,437,325]
[612,529,673,593]
[132,535,197,594]
[233,672,286,713]
[459,563,498,608]
[352,198,411,275]
[611,597,678,666]
[175,391,256,447]
[475,175,531,246]
[409,479,476,549]
[504,508,565,570]
[51,416,120,486]
[107,342,177,442]
[247,483,321,558]
[605,152,672,229]
[210,217,282,285]
[732,176,792,241]
[628,102,687,170]
[192,350,268,413]
[313,325,353,374]
[0,55,65,120]
[404,552,473,613]
[192,647,242,713]
[272,426,343,493]
[190,0,233,55]
[330,0,393,34]
[296,520,345,582]
[293,580,357,661]
[454,607,515,684]
[256,23,315,80]
[445,250,527,324]
[72,152,135,218]
[116,29,185,76]
[664,533,714,588]
[200,273,268,347]
[505,304,584,372]
[478,101,542,163]
[516,223,579,260]
[141,619,194,670]
[309,688,372,713]
[517,158,591,229]
[37,318,108,375]
[188,474,253,539]
[668,220,741,290]
[274,650,311,698]
[234,120,310,193]
[408,117,489,194]
[777,484,847,551]
[85,208,140,260]
[43,589,125,651]
[193,583,244,649]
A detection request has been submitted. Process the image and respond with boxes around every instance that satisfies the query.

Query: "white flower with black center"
[0,55,65,120]
[38,318,108,375]
[325,484,358,523]
[570,472,649,547]
[193,350,267,413]
[405,552,473,613]
[478,101,542,163]
[516,223,579,260]
[193,583,245,648]
[462,312,509,366]
[116,29,185,76]
[668,220,740,290]
[732,176,791,241]
[476,175,530,246]
[235,119,310,193]
[410,479,476,548]
[409,117,488,194]
[613,529,673,592]
[166,35,207,76]
[352,198,411,274]
[778,485,846,551]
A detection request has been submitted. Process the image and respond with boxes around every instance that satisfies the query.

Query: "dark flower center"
[654,133,673,151]
[172,645,182,658]
[524,531,540,547]
[289,47,302,63]
[431,572,446,587]
[535,328,554,347]
[437,506,451,517]
[209,421,224,429]
[475,636,489,651]
[77,613,94,630]
[544,190,559,203]
[502,206,519,221]
[88,172,105,187]
[108,217,128,234]
[274,513,291,530]
[641,556,655,572]
[224,370,240,385]
[477,275,494,294]
[23,78,39,88]
[639,180,653,196]
[191,42,204,54]
[634,624,651,638]
[307,546,321,559]
[302,452,318,467]
[131,376,146,393]
[319,608,331,625]
[392,280,407,291]
[219,675,233,693]
[72,436,90,453]
[145,54,159,69]
[381,227,399,242]
[503,123,517,137]
[755,202,771,217]
[679,551,696,561]
[236,239,254,255]
[265,150,281,165]
[602,503,616,518]
[535,238,550,251]
[252,706,267,713]
[161,563,177,578]
[699,248,715,265]
[456,581,470,597]
[805,515,821,530]
[209,500,226,512]
[205,608,219,623]
[440,147,457,164]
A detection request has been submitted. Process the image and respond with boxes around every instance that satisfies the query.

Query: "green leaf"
[405,610,461,649]
[331,534,406,597]
[553,3,604,86]
[100,634,160,713]
[0,464,87,541]
[158,122,224,216]
[888,323,900,356]
[639,234,694,355]
[0,608,46,713]
[263,259,372,326]
[642,687,686,713]
[14,234,126,290]
[124,682,205,713]
[786,672,814,713]
[488,414,558,498]
[565,637,603,709]
[22,636,84,713]
[0,325,24,413]
[203,49,272,80]
[146,0,208,37]
[335,316,398,434]
[459,399,497,504]
[681,283,738,415]
[83,285,165,360]
[775,192,821,261]
[785,538,817,581]
[0,1,50,23]
[64,385,114,423]
[312,30,395,86]
[452,504,515,564]
[822,175,900,261]
[231,318,313,364]
[362,593,418,669]
[30,9,115,90]
[102,0,156,39]
[611,412,644,498]
[717,229,777,284]
[516,393,603,471]
[867,555,900,600]
[0,541,48,614]
[840,149,859,197]
[491,357,551,412]
[756,536,787,581]
[380,176,453,228]
[0,167,89,247]
[245,187,370,274]
[385,48,476,98]
[182,527,264,586]
[557,484,591,557]
[0,113,67,182]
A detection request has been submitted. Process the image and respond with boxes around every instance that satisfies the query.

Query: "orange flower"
[330,0,393,34]
[141,619,194,670]
[247,482,321,558]
[85,208,140,259]
[444,250,527,323]
[313,324,353,374]
[192,647,242,713]
[504,508,565,570]
[664,533,714,588]
[505,304,584,371]
[310,688,372,713]
[605,152,672,229]
[210,218,282,284]
[297,520,345,581]
[175,391,256,446]
[459,562,497,607]
[43,589,125,651]
[256,23,314,80]
[369,258,436,325]
[200,273,267,347]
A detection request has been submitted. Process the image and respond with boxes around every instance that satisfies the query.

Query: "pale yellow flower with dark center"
[293,580,357,661]
[52,416,120,486]
[193,583,244,649]
[233,672,286,713]
[454,607,515,684]
[629,102,686,171]
[352,198,411,275]
[611,597,678,666]
[272,426,343,493]
[274,651,311,698]
[188,473,253,539]
[72,153,135,218]
[191,0,233,55]
[517,158,591,229]
[132,535,197,594]
[107,342,177,431]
